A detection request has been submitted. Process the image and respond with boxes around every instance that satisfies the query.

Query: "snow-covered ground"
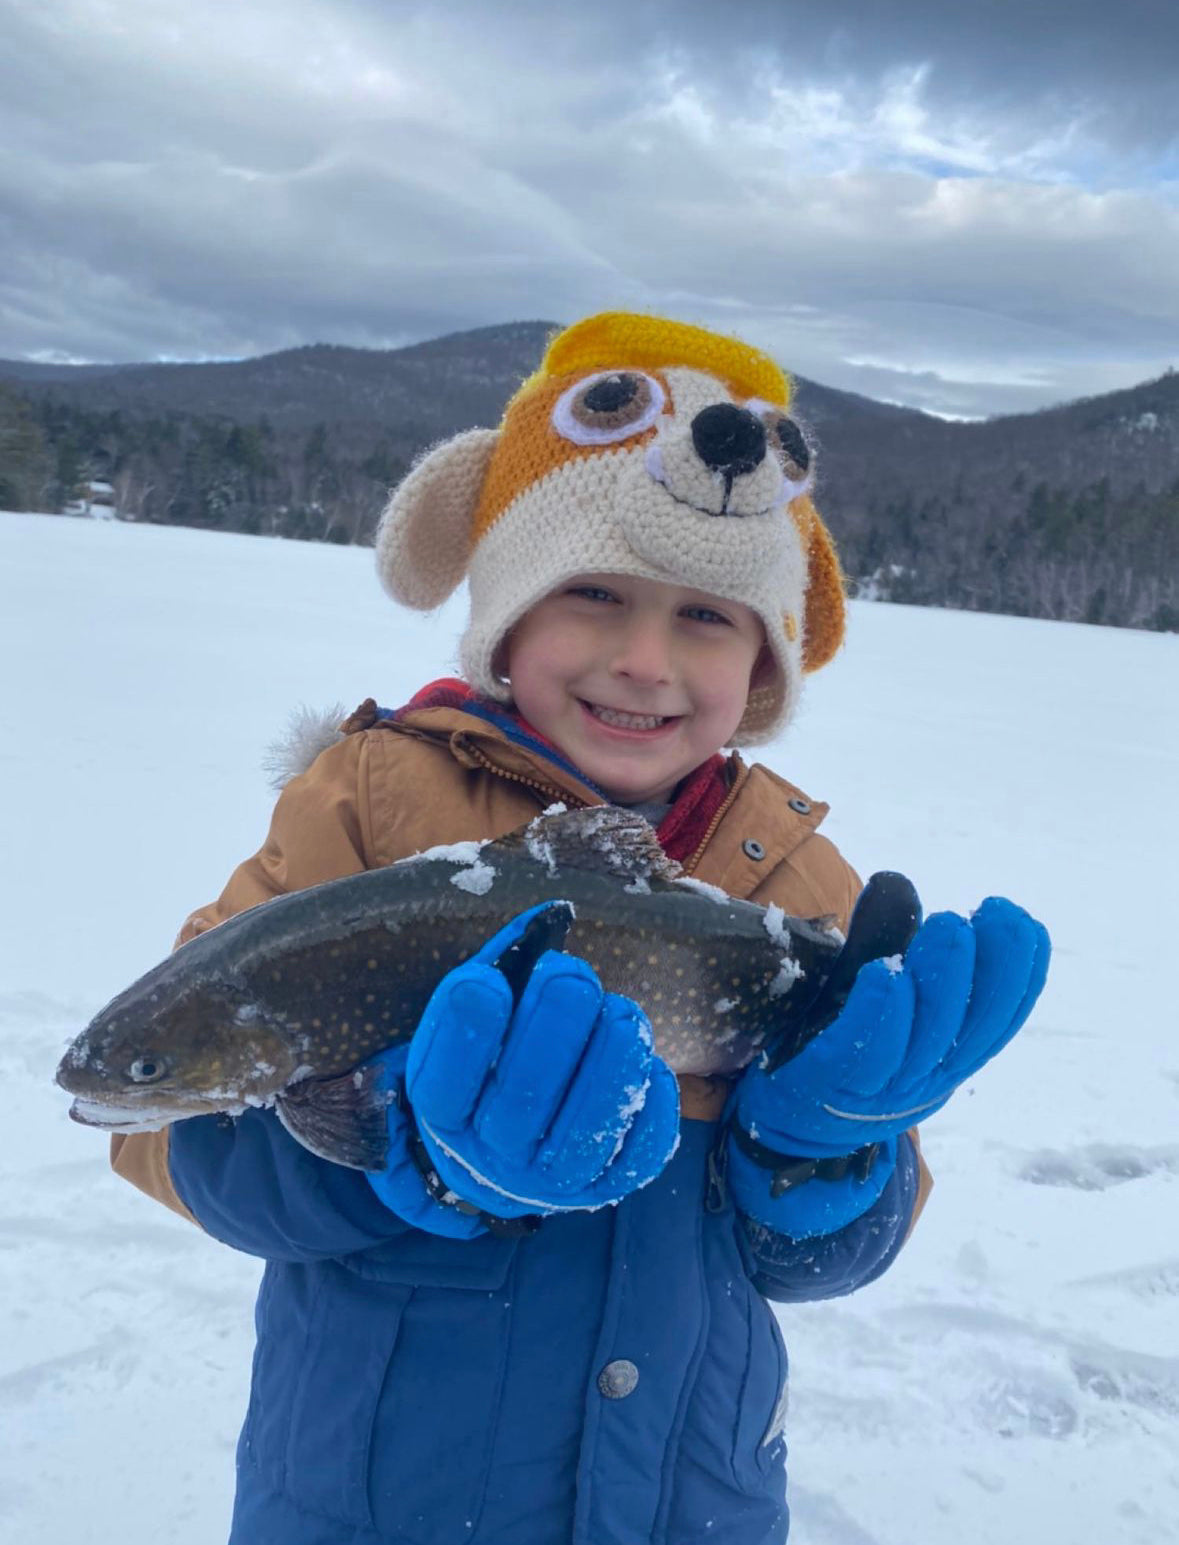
[2,509,1177,1545]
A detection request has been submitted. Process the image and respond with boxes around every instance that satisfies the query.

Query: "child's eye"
[682,606,732,626]
[567,585,617,604]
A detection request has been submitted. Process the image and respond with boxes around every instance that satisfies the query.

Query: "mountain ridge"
[1,323,1174,631]
[0,321,935,432]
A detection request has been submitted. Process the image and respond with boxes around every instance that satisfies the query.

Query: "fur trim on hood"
[262,704,348,791]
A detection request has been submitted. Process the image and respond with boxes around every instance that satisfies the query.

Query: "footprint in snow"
[975,1365,1079,1439]
[1070,1258,1179,1299]
[1070,1346,1179,1420]
[887,1304,1179,1437]
[979,1347,1179,1438]
[1016,1142,1179,1191]
[0,1336,137,1405]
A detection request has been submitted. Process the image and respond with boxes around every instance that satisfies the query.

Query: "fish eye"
[128,1055,168,1084]
[552,370,665,445]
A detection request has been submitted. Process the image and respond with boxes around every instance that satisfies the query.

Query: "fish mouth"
[69,1097,168,1132]
[67,1095,213,1133]
[579,700,683,735]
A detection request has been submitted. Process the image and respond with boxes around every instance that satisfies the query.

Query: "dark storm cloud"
[0,0,1176,415]
[633,0,1179,142]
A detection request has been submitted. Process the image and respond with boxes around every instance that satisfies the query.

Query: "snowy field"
[2,508,1177,1545]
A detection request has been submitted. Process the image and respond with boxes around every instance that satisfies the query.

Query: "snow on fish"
[55,807,920,1168]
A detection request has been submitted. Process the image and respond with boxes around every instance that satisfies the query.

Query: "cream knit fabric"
[375,313,845,744]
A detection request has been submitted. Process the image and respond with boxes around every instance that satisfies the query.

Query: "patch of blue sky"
[890,153,989,179]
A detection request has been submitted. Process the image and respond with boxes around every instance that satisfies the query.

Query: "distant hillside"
[1,327,1175,631]
[810,371,1178,628]
[0,324,559,430]
[0,360,138,384]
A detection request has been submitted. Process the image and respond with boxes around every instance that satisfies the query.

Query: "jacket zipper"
[682,776,742,876]
[457,736,594,811]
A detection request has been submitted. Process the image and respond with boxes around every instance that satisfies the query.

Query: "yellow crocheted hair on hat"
[521,311,793,411]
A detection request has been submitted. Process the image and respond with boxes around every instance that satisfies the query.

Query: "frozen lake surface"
[2,510,1176,1544]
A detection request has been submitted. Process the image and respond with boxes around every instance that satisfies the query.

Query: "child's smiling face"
[505,573,769,805]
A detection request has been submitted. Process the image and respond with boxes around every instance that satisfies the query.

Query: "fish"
[55,806,920,1169]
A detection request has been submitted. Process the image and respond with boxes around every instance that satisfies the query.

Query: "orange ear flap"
[792,495,846,673]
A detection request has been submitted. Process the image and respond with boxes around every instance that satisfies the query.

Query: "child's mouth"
[581,701,679,733]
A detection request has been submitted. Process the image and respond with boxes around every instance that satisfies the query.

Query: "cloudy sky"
[2,0,1177,417]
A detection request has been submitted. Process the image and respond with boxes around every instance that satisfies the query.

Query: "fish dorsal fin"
[494,806,683,884]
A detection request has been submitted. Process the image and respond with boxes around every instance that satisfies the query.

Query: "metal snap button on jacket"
[742,838,766,861]
[598,1359,639,1399]
[787,796,812,815]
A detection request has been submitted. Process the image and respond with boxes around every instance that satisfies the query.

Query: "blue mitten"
[367,904,681,1235]
[730,896,1050,1238]
[364,1043,488,1238]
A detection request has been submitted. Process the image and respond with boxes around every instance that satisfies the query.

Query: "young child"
[111,312,1049,1545]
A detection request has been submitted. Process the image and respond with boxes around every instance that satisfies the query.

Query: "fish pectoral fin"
[492,806,684,883]
[275,1062,395,1170]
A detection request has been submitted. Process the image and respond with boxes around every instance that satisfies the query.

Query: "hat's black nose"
[690,403,767,478]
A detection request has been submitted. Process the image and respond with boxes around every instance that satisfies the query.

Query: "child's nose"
[610,617,675,686]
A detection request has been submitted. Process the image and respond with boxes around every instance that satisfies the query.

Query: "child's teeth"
[591,705,667,730]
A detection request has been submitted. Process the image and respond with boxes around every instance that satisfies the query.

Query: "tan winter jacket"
[112,700,932,1227]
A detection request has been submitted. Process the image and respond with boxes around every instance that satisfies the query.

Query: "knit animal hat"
[375,311,845,744]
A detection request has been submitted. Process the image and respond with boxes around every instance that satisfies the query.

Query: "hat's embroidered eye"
[552,370,666,446]
[770,416,811,480]
[745,399,814,488]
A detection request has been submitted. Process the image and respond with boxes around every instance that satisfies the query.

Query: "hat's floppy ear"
[375,428,499,609]
[793,494,846,673]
